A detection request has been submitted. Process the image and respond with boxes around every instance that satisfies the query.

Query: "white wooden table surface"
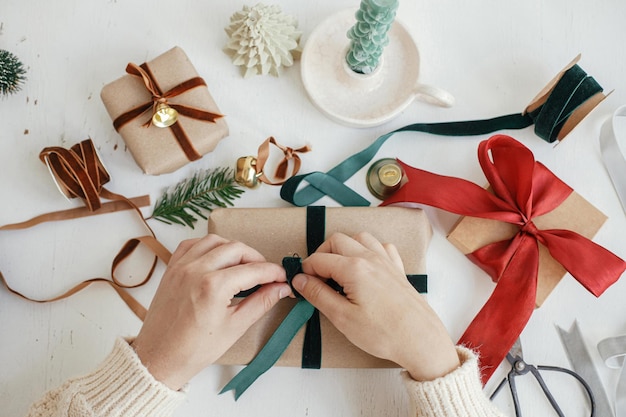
[2,1,626,416]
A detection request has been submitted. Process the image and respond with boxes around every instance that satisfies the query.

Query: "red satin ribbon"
[381,134,626,384]
[113,62,223,162]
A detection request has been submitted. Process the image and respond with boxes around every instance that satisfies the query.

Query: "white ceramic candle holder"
[301,9,454,128]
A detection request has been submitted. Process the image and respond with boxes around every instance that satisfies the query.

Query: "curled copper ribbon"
[255,137,312,185]
[381,135,626,385]
[112,62,224,162]
[0,139,172,320]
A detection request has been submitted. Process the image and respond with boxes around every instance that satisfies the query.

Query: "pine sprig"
[0,49,27,96]
[149,167,245,229]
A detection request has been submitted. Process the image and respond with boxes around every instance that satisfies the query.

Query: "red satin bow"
[382,134,626,384]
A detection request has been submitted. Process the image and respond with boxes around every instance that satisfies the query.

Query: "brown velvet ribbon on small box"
[113,62,223,162]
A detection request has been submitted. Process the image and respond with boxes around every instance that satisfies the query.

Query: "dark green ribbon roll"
[280,63,604,207]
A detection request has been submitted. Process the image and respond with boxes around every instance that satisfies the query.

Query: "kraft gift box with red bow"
[101,46,228,175]
[381,134,626,384]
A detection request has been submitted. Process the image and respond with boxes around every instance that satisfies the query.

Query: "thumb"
[233,283,291,329]
[292,274,345,318]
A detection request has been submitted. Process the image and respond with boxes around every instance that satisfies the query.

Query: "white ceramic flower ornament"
[224,4,302,78]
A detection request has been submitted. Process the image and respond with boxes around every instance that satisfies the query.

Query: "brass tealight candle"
[366,158,405,200]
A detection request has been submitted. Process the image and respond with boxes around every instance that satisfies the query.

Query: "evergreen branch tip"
[149,167,245,229]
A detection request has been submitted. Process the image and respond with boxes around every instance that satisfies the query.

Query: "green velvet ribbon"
[220,297,316,400]
[221,207,325,400]
[221,259,427,399]
[280,64,603,207]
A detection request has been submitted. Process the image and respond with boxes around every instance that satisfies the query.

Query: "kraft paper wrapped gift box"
[207,206,431,368]
[101,46,228,175]
[447,190,607,307]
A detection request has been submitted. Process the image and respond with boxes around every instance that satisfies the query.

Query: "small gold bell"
[152,102,179,128]
[235,156,263,188]
[366,158,405,200]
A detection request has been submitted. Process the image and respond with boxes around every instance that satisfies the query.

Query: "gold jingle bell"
[152,102,179,128]
[235,156,263,188]
[366,158,406,200]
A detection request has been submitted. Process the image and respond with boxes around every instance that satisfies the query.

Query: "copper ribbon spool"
[0,139,172,320]
[112,62,224,162]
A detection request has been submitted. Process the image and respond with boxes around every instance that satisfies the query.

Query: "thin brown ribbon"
[256,137,311,185]
[112,62,224,162]
[0,139,172,320]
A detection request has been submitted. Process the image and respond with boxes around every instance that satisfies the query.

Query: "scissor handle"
[488,366,525,417]
[529,366,565,417]
[490,360,596,417]
[537,365,596,417]
[507,372,523,417]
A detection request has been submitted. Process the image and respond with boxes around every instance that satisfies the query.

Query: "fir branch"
[0,49,27,96]
[148,167,245,229]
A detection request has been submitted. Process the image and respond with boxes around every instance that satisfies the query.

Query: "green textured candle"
[346,0,399,74]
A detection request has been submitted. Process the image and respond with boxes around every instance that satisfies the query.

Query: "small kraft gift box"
[447,187,607,307]
[207,206,431,368]
[101,46,228,175]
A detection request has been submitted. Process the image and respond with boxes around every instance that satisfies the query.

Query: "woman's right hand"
[291,232,460,381]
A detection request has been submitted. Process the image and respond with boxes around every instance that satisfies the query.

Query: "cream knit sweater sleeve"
[402,346,506,417]
[26,338,185,417]
[26,341,503,417]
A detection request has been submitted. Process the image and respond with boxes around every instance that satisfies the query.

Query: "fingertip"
[234,282,290,326]
[383,242,405,270]
[278,283,292,299]
[169,237,201,262]
[291,273,308,292]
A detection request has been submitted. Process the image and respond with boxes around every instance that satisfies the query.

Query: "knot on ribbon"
[256,136,312,185]
[112,61,224,162]
[382,134,626,385]
[128,64,169,126]
[39,139,110,212]
[520,219,540,237]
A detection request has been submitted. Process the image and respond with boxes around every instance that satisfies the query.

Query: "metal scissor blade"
[508,338,523,359]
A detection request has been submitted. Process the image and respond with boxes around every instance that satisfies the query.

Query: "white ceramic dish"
[301,9,454,128]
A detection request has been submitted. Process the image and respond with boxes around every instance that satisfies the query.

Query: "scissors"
[489,339,596,417]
